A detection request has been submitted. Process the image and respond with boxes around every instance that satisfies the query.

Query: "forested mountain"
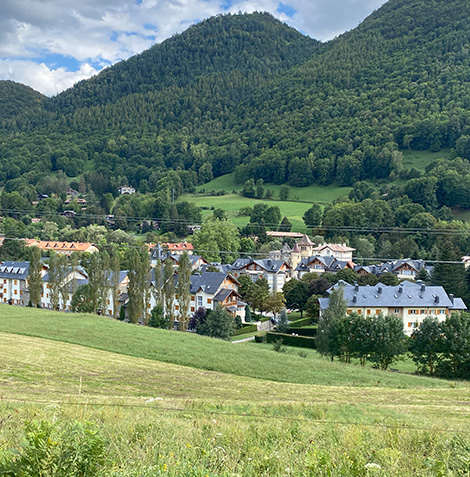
[0,81,45,121]
[1,0,470,196]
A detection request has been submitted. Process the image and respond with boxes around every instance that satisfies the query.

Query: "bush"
[288,327,317,337]
[234,324,258,336]
[272,338,286,353]
[289,317,311,327]
[266,332,316,349]
[0,420,108,476]
[255,333,267,343]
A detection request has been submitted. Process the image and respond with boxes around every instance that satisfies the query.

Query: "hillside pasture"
[0,306,456,389]
[401,149,451,171]
[1,326,470,475]
[180,193,314,231]
[195,173,352,203]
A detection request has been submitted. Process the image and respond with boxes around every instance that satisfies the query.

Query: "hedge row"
[234,324,258,336]
[288,327,317,338]
[266,332,317,349]
[288,317,311,327]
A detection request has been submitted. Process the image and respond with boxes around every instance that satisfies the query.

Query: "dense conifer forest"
[1,0,470,196]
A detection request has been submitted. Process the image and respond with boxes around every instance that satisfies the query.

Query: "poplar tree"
[152,258,164,307]
[127,249,151,324]
[48,252,61,311]
[177,252,192,331]
[110,252,121,318]
[163,258,175,329]
[87,252,104,314]
[58,254,70,311]
[27,246,43,307]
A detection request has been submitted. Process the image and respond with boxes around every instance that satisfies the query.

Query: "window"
[148,303,151,308]
[191,296,195,301]
[197,296,202,307]
[394,309,400,314]
[14,280,17,285]
[439,310,445,315]
[408,322,412,328]
[367,310,371,315]
[175,305,179,310]
[357,310,362,315]
[347,309,352,315]
[408,310,418,315]
[191,307,195,312]
[14,290,17,295]
[420,310,426,314]
[175,294,179,299]
[207,298,212,304]
[376,310,382,314]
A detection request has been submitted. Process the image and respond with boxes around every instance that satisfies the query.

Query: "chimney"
[398,286,403,294]
[449,294,454,305]
[421,284,425,292]
[435,295,440,304]
[378,286,382,294]
[354,281,359,292]
[353,295,357,304]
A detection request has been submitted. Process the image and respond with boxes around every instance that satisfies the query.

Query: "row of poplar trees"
[27,246,194,331]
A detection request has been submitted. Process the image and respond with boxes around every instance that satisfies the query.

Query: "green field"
[180,193,315,231]
[0,307,443,388]
[195,173,352,203]
[401,149,451,171]
[1,307,470,476]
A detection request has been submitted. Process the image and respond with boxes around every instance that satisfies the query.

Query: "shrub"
[266,332,316,349]
[255,333,267,343]
[0,420,108,476]
[272,338,286,353]
[234,324,257,336]
[289,317,311,327]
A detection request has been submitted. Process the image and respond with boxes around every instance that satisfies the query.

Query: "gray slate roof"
[321,281,467,310]
[190,271,227,294]
[0,261,30,280]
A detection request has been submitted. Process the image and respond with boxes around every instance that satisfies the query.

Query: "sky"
[0,0,386,96]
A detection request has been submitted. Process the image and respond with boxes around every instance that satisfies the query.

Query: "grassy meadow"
[1,307,470,476]
[401,149,451,171]
[0,306,452,388]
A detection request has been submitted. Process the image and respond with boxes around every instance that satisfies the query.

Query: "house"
[187,225,202,235]
[311,243,356,262]
[41,266,89,311]
[231,258,291,292]
[269,243,293,266]
[25,240,99,255]
[0,261,31,305]
[354,259,433,281]
[291,234,316,269]
[296,256,355,278]
[118,186,136,195]
[66,189,79,197]
[164,253,207,270]
[60,210,77,219]
[151,271,245,320]
[319,280,467,336]
[162,242,194,255]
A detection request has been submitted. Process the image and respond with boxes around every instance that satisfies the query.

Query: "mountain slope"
[1,1,470,192]
[0,80,45,121]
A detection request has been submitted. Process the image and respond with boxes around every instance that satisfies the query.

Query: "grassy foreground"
[1,332,470,476]
[0,306,456,388]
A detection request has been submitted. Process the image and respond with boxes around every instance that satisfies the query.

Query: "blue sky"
[0,0,386,96]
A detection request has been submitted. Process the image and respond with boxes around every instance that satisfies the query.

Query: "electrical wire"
[2,397,469,435]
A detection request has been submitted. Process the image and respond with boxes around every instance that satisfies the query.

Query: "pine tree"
[277,308,290,333]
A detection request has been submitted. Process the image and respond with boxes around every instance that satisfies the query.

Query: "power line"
[3,207,470,236]
[3,397,469,435]
[0,235,469,266]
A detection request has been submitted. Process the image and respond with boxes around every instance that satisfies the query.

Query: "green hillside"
[2,0,470,197]
[1,311,470,475]
[0,306,445,388]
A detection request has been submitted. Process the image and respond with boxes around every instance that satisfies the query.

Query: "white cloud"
[0,59,99,97]
[0,0,386,96]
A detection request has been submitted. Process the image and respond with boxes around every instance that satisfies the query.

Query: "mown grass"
[194,173,351,203]
[180,193,314,231]
[1,333,470,476]
[0,306,456,389]
[401,149,450,171]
